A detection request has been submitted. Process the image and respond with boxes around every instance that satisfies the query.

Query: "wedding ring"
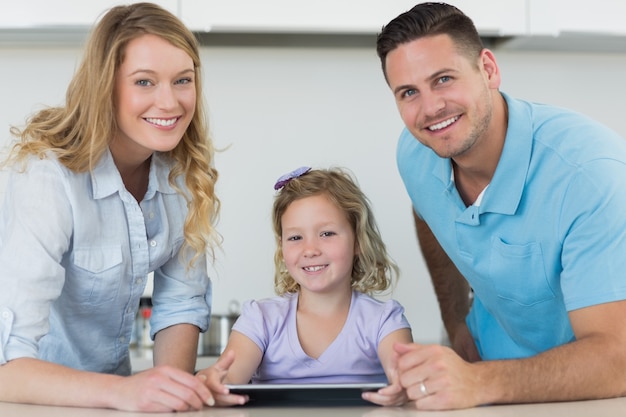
[419,381,429,396]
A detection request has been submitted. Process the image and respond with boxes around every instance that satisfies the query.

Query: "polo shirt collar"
[434,92,531,217]
[483,92,532,216]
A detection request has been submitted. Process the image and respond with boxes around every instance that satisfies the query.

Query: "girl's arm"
[195,330,263,406]
[220,330,264,384]
[363,327,413,406]
[378,328,414,381]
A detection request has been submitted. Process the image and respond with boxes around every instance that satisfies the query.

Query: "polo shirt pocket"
[489,237,556,307]
[72,246,123,306]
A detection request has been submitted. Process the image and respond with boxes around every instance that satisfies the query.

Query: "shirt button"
[119,336,126,343]
[149,240,157,247]
[1,311,10,320]
[136,278,143,286]
[148,212,155,219]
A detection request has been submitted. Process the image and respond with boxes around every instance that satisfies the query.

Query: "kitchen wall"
[1,36,625,344]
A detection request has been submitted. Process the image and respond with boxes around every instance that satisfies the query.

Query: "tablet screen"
[226,383,386,406]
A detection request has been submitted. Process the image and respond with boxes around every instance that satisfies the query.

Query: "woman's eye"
[175,77,193,85]
[136,79,152,87]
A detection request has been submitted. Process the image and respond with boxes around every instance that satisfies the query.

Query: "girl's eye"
[321,231,336,238]
[287,235,302,242]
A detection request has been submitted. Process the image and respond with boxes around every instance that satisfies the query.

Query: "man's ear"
[480,48,501,89]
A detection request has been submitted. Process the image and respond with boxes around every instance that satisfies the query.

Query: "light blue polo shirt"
[397,92,626,360]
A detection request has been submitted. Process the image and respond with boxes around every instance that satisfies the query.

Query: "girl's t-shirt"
[231,290,411,384]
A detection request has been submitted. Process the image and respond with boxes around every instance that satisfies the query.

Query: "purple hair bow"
[274,166,312,190]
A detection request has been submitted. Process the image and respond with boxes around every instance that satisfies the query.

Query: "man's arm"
[413,211,478,361]
[486,299,626,403]
[395,299,626,409]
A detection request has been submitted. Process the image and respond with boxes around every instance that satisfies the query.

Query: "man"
[376,2,626,410]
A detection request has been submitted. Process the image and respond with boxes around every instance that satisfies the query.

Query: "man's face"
[385,34,499,162]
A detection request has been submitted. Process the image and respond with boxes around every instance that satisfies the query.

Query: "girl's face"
[112,34,196,162]
[280,194,357,295]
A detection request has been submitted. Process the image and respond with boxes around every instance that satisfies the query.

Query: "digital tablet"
[226,382,386,406]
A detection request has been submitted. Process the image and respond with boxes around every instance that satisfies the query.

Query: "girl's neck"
[297,286,352,317]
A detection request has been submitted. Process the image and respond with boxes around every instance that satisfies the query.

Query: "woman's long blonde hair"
[272,168,399,295]
[6,2,220,267]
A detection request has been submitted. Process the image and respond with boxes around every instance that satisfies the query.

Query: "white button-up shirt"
[0,149,211,375]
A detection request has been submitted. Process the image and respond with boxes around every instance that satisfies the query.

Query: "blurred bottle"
[136,297,154,349]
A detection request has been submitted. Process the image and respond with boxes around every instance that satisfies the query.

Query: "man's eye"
[403,89,417,98]
[438,76,451,84]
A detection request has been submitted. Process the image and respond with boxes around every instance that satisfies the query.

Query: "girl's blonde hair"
[6,2,220,267]
[272,168,399,295]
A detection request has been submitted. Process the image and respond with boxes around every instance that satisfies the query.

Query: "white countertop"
[1,397,625,417]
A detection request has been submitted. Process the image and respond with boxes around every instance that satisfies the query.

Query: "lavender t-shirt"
[231,290,411,384]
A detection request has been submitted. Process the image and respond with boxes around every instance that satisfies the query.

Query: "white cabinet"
[179,0,528,36]
[528,0,626,36]
[500,0,626,52]
[0,0,178,29]
[179,0,419,34]
[445,0,528,36]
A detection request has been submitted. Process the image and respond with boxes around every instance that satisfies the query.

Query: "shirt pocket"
[489,237,556,307]
[71,246,123,306]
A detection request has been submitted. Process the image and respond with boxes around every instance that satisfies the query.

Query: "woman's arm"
[153,323,200,373]
[0,357,213,411]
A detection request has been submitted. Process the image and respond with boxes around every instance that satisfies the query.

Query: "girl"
[197,167,412,406]
[0,3,219,412]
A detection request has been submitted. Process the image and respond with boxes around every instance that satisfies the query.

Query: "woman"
[0,3,219,412]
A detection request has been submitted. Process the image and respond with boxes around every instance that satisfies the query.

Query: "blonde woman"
[198,167,412,407]
[0,3,219,411]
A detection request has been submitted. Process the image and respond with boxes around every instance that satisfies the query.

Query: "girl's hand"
[195,350,250,407]
[362,381,408,407]
[362,354,407,407]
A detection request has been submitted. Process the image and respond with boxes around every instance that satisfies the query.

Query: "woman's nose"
[155,84,177,109]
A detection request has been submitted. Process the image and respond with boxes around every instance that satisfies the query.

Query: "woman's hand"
[110,365,215,412]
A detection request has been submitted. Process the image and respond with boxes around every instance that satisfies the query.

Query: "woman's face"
[112,34,196,162]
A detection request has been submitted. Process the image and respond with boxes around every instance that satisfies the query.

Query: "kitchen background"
[1,0,625,345]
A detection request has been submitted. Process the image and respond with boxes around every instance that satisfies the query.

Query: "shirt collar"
[434,92,531,216]
[91,149,177,200]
